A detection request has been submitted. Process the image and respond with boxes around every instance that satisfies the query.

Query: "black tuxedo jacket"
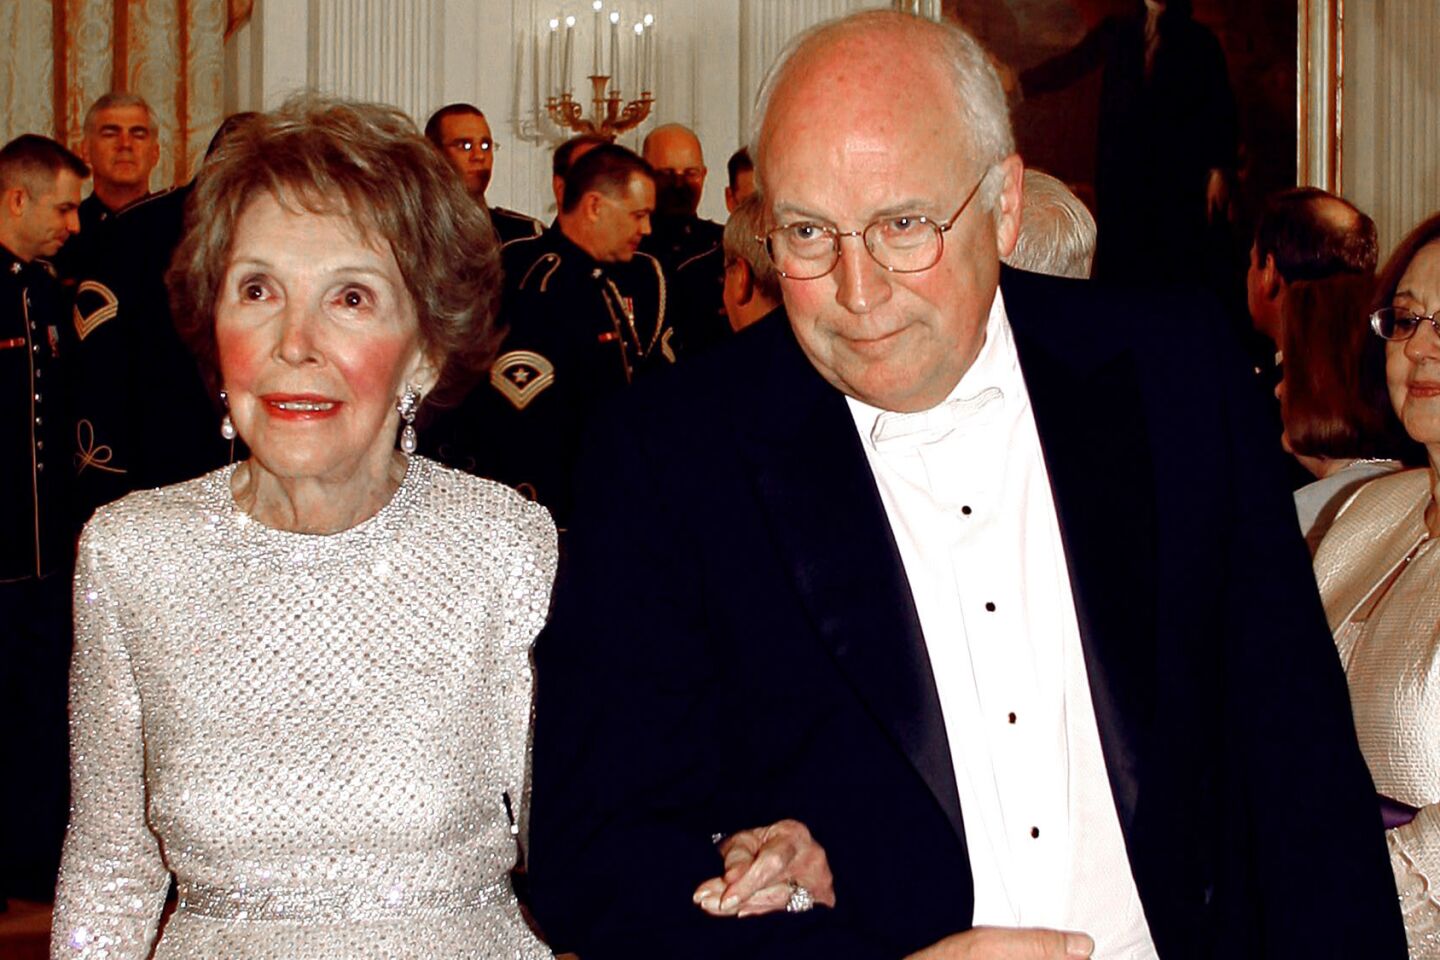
[528,268,1405,959]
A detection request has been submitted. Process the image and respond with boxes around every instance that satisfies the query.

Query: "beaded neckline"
[202,455,433,547]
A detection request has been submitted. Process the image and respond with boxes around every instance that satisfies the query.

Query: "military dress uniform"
[0,244,74,900]
[641,212,722,276]
[51,192,124,283]
[642,213,728,357]
[490,205,545,245]
[673,243,730,355]
[69,185,237,523]
[424,227,673,528]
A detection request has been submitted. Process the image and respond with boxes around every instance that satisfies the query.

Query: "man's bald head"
[643,123,706,217]
[747,11,1025,413]
[642,124,703,169]
[750,11,1014,205]
[1247,187,1377,346]
[1254,187,1377,285]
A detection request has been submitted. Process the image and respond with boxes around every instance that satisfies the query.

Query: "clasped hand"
[692,820,1094,959]
[692,819,836,917]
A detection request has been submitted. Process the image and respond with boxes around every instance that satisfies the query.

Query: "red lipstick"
[259,393,343,421]
[1408,381,1440,399]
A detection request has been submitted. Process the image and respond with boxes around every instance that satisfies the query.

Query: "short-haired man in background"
[721,193,781,332]
[424,144,672,528]
[550,133,610,213]
[1248,186,1377,359]
[425,102,542,243]
[725,146,756,214]
[1002,169,1096,280]
[1246,187,1377,488]
[0,134,86,907]
[54,92,161,279]
[644,123,733,356]
[79,92,159,225]
[641,123,722,274]
[67,114,256,524]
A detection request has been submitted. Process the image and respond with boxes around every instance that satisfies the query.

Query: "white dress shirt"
[845,291,1157,958]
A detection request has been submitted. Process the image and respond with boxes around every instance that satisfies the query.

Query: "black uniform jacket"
[0,247,72,580]
[68,186,236,523]
[671,243,730,357]
[491,205,545,245]
[642,213,726,357]
[527,267,1406,958]
[51,193,118,283]
[425,226,671,527]
[641,212,723,276]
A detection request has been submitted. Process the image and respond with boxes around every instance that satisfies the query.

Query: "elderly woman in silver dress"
[49,96,831,959]
[1313,211,1440,958]
[50,97,554,959]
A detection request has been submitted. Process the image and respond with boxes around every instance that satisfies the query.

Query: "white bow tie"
[870,386,1005,450]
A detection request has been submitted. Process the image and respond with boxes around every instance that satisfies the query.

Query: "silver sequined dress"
[51,456,558,959]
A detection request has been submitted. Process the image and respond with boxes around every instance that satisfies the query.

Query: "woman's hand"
[692,819,836,918]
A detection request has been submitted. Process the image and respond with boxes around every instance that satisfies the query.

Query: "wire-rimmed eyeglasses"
[1370,307,1440,341]
[761,172,988,281]
[443,138,498,155]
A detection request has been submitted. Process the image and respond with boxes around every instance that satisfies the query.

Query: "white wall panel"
[224,0,927,222]
[1342,0,1440,258]
[314,0,441,127]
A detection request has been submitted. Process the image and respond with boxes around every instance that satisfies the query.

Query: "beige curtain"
[0,0,250,191]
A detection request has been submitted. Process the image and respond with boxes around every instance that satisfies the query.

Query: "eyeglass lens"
[1372,307,1440,340]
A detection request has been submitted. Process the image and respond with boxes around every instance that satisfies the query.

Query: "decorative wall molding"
[1296,0,1341,194]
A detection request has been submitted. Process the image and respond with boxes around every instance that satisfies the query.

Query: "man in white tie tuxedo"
[527,11,1405,960]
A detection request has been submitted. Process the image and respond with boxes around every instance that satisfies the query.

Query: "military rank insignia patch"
[72,280,119,341]
[491,350,555,410]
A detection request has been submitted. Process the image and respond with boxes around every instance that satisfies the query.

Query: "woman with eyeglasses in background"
[1277,272,1419,554]
[1312,211,1440,958]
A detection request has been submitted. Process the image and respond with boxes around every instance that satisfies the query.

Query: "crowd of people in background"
[2,5,1439,958]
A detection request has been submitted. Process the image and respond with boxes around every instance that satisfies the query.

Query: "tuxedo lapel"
[1003,269,1157,833]
[739,318,968,845]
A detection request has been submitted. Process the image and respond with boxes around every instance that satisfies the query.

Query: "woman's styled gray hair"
[168,94,503,412]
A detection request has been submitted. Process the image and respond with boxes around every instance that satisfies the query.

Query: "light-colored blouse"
[1314,468,1440,958]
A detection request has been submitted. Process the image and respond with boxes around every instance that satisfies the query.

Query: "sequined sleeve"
[51,521,170,958]
[505,500,558,860]
[1390,803,1440,957]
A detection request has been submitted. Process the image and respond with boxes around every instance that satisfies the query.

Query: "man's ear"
[734,262,756,306]
[4,186,27,219]
[724,186,737,215]
[992,153,1024,259]
[582,190,605,223]
[1261,254,1283,300]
